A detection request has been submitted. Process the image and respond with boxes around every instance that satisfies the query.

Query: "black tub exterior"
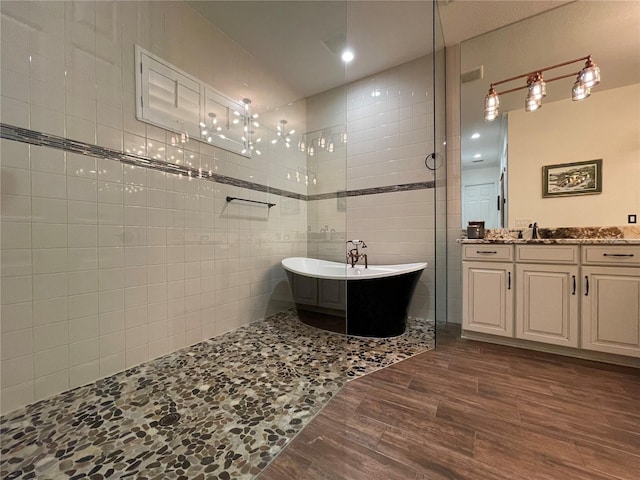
[286,268,423,338]
[346,270,422,337]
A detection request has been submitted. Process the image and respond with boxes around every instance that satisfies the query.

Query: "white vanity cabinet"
[462,245,514,337]
[462,241,640,363]
[515,245,579,347]
[581,246,640,358]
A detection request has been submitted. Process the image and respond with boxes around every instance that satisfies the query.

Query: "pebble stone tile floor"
[0,309,435,480]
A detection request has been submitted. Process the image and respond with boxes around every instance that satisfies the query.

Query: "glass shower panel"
[434,0,448,340]
[342,1,435,338]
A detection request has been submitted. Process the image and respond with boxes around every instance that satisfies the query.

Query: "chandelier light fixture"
[484,55,600,121]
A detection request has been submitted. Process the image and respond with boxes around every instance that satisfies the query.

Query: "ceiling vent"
[461,65,484,83]
[322,31,347,55]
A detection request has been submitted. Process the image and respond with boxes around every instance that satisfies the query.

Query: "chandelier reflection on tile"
[286,167,317,186]
[297,125,347,156]
[241,130,262,156]
[271,120,295,148]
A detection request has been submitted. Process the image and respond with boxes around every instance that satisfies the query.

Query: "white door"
[463,182,498,228]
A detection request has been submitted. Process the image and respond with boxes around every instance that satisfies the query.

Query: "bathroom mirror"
[461,1,640,229]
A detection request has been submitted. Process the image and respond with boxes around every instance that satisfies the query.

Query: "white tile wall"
[1,0,447,414]
[0,0,307,414]
[445,44,463,324]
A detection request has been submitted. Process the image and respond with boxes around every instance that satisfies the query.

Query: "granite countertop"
[458,238,640,245]
[457,226,640,245]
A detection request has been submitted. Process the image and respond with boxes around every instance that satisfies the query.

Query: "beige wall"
[508,84,640,227]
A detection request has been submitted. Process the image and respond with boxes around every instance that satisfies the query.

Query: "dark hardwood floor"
[259,324,640,480]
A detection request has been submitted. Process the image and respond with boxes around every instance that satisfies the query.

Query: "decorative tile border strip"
[307,181,436,201]
[1,123,435,202]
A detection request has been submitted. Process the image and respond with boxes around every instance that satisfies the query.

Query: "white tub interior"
[281,257,427,281]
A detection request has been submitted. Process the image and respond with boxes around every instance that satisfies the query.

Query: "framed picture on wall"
[542,159,603,197]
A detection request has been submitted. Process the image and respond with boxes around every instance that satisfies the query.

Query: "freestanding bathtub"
[282,257,427,337]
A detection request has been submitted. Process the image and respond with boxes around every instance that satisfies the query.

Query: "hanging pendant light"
[572,76,591,101]
[528,73,546,100]
[525,94,541,112]
[579,56,600,89]
[484,85,500,121]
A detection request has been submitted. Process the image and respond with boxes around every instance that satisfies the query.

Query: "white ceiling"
[189,0,572,100]
[437,0,573,46]
[188,1,639,170]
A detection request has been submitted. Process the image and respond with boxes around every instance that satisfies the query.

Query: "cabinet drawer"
[582,246,640,266]
[463,244,513,261]
[516,245,579,264]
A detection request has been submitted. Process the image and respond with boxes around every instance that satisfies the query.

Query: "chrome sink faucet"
[529,222,540,239]
[346,240,368,268]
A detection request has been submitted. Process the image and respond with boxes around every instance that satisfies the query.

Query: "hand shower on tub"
[346,240,368,268]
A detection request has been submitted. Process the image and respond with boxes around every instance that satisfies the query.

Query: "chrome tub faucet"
[346,240,368,268]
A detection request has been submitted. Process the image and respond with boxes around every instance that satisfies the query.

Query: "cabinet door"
[463,261,514,337]
[582,266,640,357]
[516,264,579,347]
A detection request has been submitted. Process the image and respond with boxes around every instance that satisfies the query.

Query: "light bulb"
[341,50,354,63]
[572,79,590,101]
[484,107,499,121]
[525,95,541,112]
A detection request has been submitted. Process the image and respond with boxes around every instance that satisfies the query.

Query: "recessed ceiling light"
[474,153,482,158]
[471,132,480,139]
[341,49,354,63]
